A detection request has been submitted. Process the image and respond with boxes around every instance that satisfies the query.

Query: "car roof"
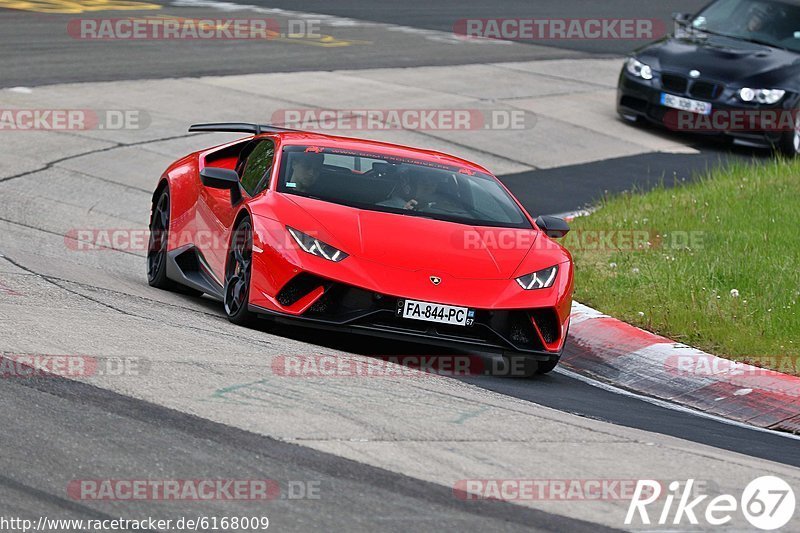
[259,130,493,175]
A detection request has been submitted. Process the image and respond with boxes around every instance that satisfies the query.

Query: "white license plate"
[660,92,712,115]
[397,299,474,327]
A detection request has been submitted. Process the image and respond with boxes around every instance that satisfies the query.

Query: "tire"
[535,357,560,375]
[502,354,560,377]
[224,217,257,326]
[147,187,203,296]
[147,188,175,290]
[778,111,800,157]
[501,355,539,378]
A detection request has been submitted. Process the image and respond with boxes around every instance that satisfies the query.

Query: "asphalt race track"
[1,0,797,531]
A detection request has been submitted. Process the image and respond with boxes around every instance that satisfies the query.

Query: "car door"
[195,138,275,284]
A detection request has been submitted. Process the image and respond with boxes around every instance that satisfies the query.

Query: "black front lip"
[165,244,561,360]
[248,303,560,361]
[617,71,790,143]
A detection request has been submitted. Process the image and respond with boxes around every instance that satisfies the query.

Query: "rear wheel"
[147,188,173,290]
[147,188,202,296]
[224,217,257,326]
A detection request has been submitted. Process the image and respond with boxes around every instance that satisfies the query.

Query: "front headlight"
[516,265,558,290]
[738,88,786,105]
[626,57,653,80]
[287,227,348,262]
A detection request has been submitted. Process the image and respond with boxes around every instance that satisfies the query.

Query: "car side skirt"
[166,244,225,300]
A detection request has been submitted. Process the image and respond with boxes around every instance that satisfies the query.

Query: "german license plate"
[397,299,474,327]
[660,92,712,115]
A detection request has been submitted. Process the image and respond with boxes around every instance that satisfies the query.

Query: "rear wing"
[188,122,297,135]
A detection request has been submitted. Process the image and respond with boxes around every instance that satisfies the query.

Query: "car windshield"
[691,0,800,52]
[277,146,531,229]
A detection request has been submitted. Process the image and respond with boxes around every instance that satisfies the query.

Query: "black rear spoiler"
[188,122,298,135]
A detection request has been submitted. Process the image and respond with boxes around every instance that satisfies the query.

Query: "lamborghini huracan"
[147,123,573,374]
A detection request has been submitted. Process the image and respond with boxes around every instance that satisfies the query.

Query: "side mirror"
[535,215,570,239]
[200,167,242,205]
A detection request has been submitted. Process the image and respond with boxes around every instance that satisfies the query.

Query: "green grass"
[568,158,800,372]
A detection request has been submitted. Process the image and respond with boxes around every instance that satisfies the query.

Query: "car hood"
[283,195,538,280]
[637,34,800,87]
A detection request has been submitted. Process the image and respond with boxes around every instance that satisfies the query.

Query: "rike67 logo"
[626,477,795,530]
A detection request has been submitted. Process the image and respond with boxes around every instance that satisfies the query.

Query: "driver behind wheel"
[379,171,463,212]
[287,152,324,193]
[741,3,784,39]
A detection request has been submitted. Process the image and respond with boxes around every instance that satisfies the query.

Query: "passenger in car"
[379,173,459,212]
[377,173,415,209]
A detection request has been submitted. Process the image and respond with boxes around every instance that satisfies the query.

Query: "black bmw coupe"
[618,0,800,155]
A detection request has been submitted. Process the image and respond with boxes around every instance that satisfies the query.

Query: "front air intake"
[276,273,326,306]
[530,308,561,345]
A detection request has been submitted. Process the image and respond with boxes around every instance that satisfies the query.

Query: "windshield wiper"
[692,27,738,39]
[695,27,786,50]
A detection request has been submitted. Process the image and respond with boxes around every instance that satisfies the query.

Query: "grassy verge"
[568,158,800,373]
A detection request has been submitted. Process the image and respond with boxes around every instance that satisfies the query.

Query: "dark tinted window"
[240,140,275,196]
[277,146,531,229]
[692,0,800,52]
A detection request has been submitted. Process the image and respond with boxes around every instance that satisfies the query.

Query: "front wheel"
[535,358,560,375]
[778,111,800,157]
[224,217,257,326]
[502,354,560,377]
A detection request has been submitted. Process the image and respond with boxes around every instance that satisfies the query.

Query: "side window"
[239,140,275,196]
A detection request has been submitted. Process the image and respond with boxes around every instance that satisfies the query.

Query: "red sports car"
[148,123,574,374]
